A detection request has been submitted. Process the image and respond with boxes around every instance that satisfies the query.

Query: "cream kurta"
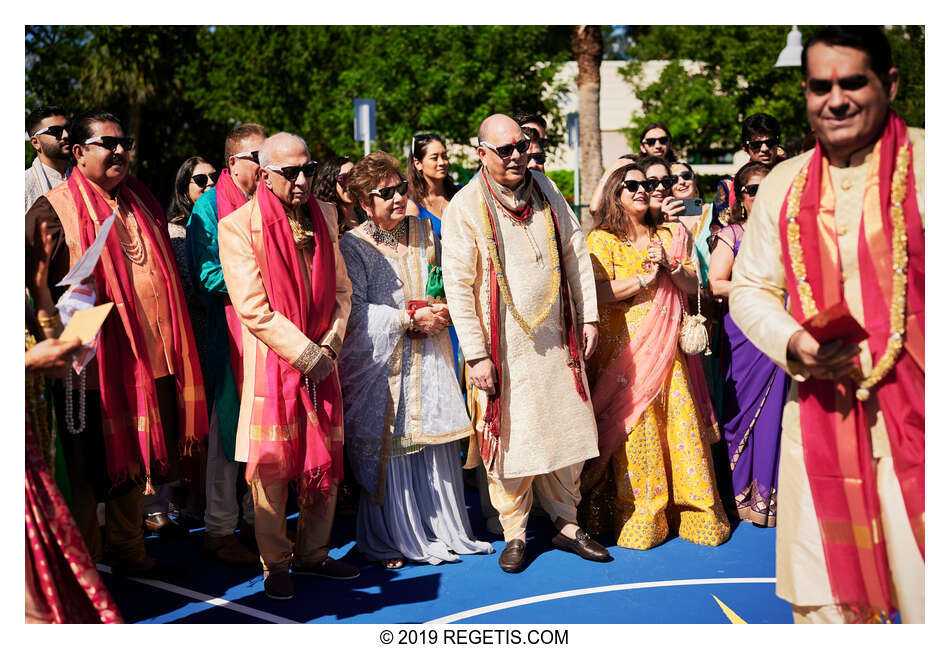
[441,170,600,479]
[218,196,352,464]
[730,128,924,621]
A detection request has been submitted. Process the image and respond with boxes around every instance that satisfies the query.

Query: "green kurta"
[185,187,241,460]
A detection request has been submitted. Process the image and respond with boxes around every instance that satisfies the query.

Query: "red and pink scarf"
[245,183,343,500]
[778,111,924,622]
[215,169,251,392]
[67,169,208,490]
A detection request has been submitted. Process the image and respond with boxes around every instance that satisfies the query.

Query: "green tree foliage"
[620,26,924,161]
[26,25,572,206]
[185,26,570,162]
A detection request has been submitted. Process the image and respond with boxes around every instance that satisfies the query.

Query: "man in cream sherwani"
[442,114,611,572]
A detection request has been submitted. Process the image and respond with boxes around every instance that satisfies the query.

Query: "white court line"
[98,564,299,624]
[424,577,777,624]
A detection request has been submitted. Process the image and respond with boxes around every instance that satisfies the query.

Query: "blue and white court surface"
[99,487,791,624]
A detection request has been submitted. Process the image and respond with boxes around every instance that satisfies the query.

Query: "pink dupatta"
[215,169,250,392]
[587,223,711,475]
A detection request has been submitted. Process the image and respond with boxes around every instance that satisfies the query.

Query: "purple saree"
[719,224,790,527]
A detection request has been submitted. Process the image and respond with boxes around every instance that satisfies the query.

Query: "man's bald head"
[259,132,313,209]
[258,132,310,169]
[477,114,528,189]
[478,114,520,146]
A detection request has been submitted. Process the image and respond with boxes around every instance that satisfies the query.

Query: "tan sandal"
[380,557,404,569]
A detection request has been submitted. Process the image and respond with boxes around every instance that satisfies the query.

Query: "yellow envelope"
[60,302,114,346]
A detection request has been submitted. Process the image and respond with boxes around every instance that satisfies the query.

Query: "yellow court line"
[712,595,748,624]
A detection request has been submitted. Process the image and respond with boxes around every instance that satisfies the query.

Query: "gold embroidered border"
[292,342,322,374]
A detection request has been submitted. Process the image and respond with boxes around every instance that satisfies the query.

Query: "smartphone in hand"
[678,198,703,216]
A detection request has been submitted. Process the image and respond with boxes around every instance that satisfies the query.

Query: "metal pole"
[573,145,580,211]
[361,104,371,157]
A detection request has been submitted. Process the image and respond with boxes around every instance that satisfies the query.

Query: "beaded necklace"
[784,144,911,401]
[363,218,408,251]
[64,367,88,434]
[480,181,560,336]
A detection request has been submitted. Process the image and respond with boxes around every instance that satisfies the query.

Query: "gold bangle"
[37,311,61,329]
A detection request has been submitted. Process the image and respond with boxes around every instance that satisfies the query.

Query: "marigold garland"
[785,144,911,401]
[480,186,561,337]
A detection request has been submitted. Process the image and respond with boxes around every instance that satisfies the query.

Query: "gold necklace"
[288,209,315,248]
[785,144,911,401]
[481,187,561,336]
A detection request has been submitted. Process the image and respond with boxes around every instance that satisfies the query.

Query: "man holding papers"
[24,109,208,579]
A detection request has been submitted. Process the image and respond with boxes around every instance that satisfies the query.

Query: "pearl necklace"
[64,367,87,435]
[117,208,147,265]
[784,144,911,401]
[363,218,408,251]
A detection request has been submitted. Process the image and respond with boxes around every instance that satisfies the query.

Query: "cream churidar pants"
[486,462,583,542]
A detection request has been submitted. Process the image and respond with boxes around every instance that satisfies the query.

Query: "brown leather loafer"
[499,539,526,573]
[552,529,611,562]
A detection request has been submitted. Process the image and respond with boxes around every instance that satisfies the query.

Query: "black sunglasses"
[233,150,260,164]
[672,170,694,183]
[85,135,135,152]
[642,136,670,147]
[528,152,546,165]
[265,161,319,180]
[370,179,408,201]
[192,170,221,189]
[744,137,780,150]
[33,124,67,138]
[806,74,870,96]
[740,184,760,196]
[647,175,675,190]
[521,127,550,148]
[479,138,530,159]
[620,179,659,194]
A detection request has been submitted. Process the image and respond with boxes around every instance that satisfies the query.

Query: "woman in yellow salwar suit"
[580,162,730,550]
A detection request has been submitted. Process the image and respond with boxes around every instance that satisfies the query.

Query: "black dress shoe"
[144,513,188,540]
[552,529,611,562]
[499,539,526,573]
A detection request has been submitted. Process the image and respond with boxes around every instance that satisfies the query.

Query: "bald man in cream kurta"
[730,129,924,623]
[442,169,600,543]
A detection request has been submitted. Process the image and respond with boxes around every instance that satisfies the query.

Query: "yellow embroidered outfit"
[586,228,730,550]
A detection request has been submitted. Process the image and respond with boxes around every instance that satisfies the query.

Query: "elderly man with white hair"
[218,132,356,600]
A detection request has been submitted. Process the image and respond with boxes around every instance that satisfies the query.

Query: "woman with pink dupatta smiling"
[579,162,731,550]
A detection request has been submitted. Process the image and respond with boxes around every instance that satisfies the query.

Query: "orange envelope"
[60,302,114,346]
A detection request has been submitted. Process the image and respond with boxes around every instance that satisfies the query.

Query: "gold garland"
[480,188,561,336]
[785,144,911,401]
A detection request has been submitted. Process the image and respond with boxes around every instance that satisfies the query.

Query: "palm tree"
[570,25,604,227]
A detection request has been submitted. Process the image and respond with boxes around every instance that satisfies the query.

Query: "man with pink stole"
[24,110,208,578]
[730,27,923,623]
[218,132,357,600]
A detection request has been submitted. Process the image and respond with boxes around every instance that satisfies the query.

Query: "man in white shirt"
[25,105,71,212]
